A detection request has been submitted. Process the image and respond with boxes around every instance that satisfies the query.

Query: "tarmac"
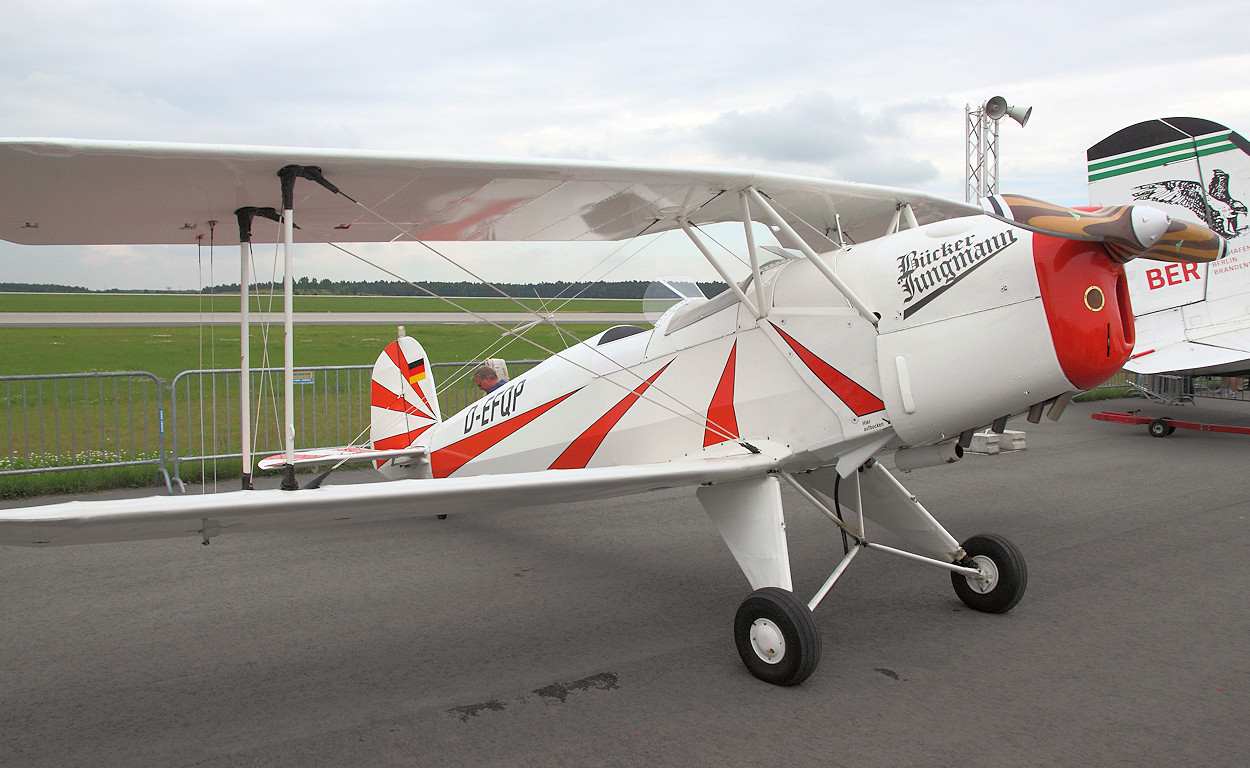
[1,398,1247,767]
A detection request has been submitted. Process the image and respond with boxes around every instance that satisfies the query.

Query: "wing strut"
[275,166,340,490]
[739,191,769,319]
[744,188,878,327]
[233,206,281,491]
[679,220,761,319]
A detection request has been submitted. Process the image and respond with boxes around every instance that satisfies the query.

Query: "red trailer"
[1091,409,1250,438]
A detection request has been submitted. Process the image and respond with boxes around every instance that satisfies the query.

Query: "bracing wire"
[208,220,218,492]
[195,235,205,491]
[248,239,286,464]
[243,178,775,456]
[307,229,743,447]
[194,230,220,492]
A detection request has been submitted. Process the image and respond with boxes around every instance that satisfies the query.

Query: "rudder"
[371,336,441,479]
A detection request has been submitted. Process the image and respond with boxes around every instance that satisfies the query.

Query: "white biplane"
[0,139,1224,685]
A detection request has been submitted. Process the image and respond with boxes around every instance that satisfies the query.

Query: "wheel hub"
[966,555,1000,594]
[749,618,786,664]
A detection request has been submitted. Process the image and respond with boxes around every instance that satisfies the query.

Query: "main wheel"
[951,534,1027,614]
[1148,418,1172,438]
[733,587,822,686]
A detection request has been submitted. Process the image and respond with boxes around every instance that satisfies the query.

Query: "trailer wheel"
[1148,418,1172,438]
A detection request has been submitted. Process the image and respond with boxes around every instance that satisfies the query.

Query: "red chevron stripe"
[770,323,884,416]
[371,380,431,420]
[549,363,671,470]
[704,343,739,447]
[410,377,436,418]
[432,391,576,478]
[384,341,437,417]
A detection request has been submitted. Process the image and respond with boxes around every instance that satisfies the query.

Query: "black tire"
[951,534,1027,614]
[733,587,822,686]
[1148,418,1171,438]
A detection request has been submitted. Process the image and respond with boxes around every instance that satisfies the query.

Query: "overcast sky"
[2,0,1248,290]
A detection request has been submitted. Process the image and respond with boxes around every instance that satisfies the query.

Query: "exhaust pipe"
[894,442,963,471]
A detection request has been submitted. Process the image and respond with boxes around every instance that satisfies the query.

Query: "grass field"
[0,292,643,314]
[0,323,614,381]
[1,293,623,496]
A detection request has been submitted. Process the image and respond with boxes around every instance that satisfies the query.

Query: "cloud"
[0,73,190,139]
[4,1,1250,288]
[699,94,944,186]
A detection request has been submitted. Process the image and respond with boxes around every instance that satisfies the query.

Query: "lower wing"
[0,443,787,547]
[1127,328,1250,375]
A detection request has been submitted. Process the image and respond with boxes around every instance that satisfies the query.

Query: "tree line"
[1,279,727,298]
[1,282,91,293]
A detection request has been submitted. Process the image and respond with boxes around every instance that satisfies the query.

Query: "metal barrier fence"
[170,359,542,488]
[168,364,374,489]
[1193,375,1250,401]
[1,360,541,491]
[3,361,1241,491]
[1,371,172,490]
[1085,371,1250,403]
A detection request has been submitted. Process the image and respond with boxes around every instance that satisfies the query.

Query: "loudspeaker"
[984,96,1008,120]
[1005,104,1032,127]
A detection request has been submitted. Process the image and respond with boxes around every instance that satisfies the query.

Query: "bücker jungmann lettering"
[897,229,1017,319]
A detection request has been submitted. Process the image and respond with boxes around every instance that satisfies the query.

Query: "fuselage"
[423,213,1133,478]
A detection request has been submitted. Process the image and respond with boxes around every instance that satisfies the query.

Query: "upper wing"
[0,444,787,547]
[0,138,979,251]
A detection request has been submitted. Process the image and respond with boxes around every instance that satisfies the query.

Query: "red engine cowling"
[869,216,1137,446]
[1031,234,1134,390]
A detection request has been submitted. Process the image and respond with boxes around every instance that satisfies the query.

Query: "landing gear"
[734,587,822,686]
[715,466,1031,686]
[951,533,1028,614]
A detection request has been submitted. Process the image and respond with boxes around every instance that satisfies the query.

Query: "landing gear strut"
[726,466,1030,686]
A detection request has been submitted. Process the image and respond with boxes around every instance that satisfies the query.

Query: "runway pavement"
[2,399,1247,767]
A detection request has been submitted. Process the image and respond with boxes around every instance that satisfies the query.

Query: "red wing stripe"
[704,343,739,447]
[549,363,672,470]
[432,391,577,478]
[770,323,885,416]
[371,380,432,420]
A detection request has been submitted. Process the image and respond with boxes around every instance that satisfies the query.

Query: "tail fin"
[1088,117,1250,316]
[370,336,441,479]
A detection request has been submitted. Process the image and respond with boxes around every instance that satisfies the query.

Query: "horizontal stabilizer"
[256,446,428,471]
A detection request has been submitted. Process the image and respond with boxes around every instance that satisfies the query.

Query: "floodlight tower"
[965,96,1032,202]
